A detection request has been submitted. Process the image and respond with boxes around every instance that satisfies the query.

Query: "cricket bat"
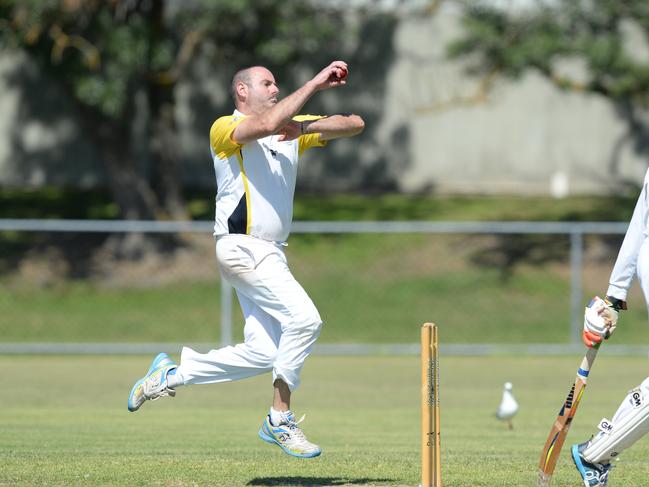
[537,346,599,487]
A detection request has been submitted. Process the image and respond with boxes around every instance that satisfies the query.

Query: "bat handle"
[579,347,599,378]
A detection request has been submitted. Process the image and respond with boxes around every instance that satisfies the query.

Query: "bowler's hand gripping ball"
[337,67,348,80]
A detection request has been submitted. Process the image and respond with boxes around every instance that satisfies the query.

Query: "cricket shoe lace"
[572,442,613,487]
[281,414,320,452]
[143,367,176,401]
[258,412,321,458]
[583,463,612,487]
[284,414,307,439]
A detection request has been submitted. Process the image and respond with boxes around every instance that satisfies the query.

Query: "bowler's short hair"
[230,66,268,104]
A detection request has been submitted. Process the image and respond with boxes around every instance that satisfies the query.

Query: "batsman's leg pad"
[583,376,649,463]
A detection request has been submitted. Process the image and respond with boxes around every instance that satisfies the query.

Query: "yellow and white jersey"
[209,110,326,243]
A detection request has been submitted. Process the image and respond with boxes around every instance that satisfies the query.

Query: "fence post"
[570,231,583,344]
[220,280,233,346]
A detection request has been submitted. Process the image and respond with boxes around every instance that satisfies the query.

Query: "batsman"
[571,167,649,487]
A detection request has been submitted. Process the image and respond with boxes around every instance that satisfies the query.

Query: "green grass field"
[2,191,647,345]
[3,354,649,486]
[3,231,649,345]
[3,192,649,485]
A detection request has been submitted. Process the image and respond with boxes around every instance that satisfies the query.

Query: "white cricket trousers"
[176,234,322,392]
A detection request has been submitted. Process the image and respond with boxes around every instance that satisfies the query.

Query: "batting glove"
[582,296,621,348]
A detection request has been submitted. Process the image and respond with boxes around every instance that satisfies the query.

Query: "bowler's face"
[247,68,279,113]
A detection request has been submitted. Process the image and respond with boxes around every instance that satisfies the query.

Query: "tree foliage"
[0,0,340,119]
[450,0,649,103]
[0,0,343,226]
[448,0,649,276]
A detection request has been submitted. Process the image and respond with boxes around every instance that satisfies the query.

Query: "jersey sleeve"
[607,179,649,300]
[294,115,328,156]
[210,115,246,159]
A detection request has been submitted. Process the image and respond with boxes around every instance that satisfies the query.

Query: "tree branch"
[48,24,101,69]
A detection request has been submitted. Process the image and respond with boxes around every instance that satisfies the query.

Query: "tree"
[446,0,649,278]
[449,0,649,179]
[0,0,343,223]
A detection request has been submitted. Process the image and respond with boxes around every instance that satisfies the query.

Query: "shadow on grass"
[247,477,394,486]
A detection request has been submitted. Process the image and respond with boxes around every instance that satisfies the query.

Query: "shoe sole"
[258,429,321,458]
[127,377,145,412]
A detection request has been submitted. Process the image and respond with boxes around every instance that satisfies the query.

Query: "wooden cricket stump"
[421,322,441,487]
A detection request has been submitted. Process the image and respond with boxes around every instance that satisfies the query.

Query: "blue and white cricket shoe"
[571,442,612,487]
[127,353,177,412]
[258,413,321,458]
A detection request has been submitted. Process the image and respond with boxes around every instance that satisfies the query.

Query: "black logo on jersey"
[270,149,277,157]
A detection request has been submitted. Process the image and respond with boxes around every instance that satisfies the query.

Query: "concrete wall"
[1,4,647,195]
[381,6,649,195]
[0,52,104,188]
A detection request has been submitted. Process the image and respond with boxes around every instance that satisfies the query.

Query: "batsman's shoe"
[258,413,321,458]
[127,352,177,412]
[571,442,612,487]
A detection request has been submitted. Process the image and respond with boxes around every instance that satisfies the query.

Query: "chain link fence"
[3,218,646,355]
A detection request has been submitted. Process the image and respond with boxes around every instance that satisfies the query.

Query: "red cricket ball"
[337,67,348,80]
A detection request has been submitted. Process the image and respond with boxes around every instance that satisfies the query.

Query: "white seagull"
[496,382,519,430]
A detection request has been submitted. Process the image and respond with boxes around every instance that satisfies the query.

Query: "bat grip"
[579,347,599,378]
